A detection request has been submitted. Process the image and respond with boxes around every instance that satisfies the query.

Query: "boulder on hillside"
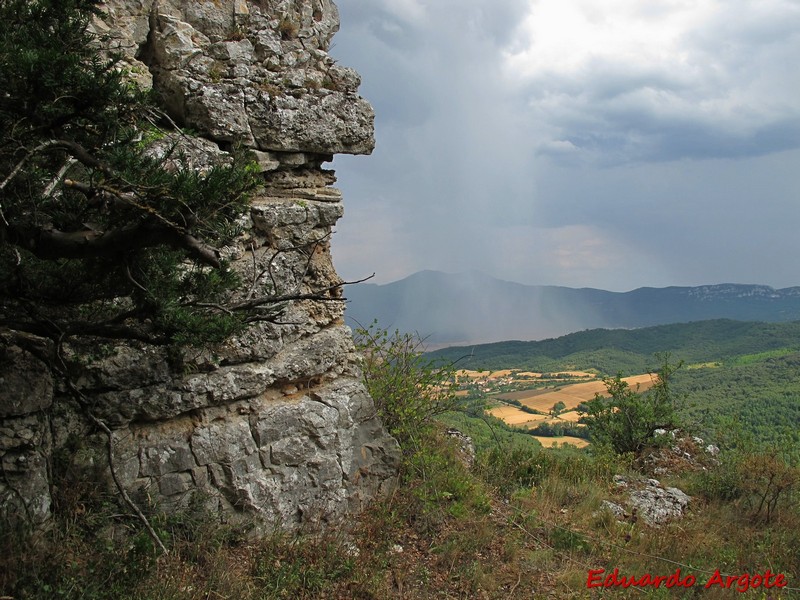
[601,475,692,527]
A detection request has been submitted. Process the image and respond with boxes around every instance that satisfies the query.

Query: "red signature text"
[586,568,787,592]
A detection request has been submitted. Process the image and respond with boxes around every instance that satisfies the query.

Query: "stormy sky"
[328,0,800,292]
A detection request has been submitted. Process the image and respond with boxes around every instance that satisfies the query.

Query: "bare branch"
[0,140,61,193]
[43,158,77,197]
[185,301,234,315]
[246,241,261,300]
[89,411,169,555]
[265,232,333,299]
[230,273,374,312]
[125,263,149,295]
[54,340,169,556]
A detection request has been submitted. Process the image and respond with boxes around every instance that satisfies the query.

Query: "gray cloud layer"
[330,0,800,291]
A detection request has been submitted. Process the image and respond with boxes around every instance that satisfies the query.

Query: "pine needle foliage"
[0,0,260,348]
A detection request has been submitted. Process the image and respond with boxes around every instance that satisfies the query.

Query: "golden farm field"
[487,405,551,427]
[455,369,515,380]
[455,369,594,382]
[486,405,584,427]
[496,374,656,413]
[533,436,590,448]
[556,410,582,422]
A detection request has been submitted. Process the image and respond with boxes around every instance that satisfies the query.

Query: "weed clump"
[277,16,299,40]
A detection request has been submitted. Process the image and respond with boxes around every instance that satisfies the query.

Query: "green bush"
[579,355,684,455]
[695,424,800,524]
[354,322,460,444]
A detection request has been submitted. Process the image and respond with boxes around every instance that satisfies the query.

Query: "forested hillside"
[429,319,800,374]
[677,353,800,444]
[430,319,800,445]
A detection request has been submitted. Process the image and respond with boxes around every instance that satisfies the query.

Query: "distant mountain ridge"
[343,270,800,345]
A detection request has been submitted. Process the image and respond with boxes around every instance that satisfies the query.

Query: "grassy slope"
[5,321,800,598]
[6,419,798,599]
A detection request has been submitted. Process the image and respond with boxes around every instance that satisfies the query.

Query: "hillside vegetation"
[677,352,800,444]
[429,319,800,373]
[4,322,800,598]
[431,319,800,445]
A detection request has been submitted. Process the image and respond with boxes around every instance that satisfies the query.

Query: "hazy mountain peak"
[345,271,800,346]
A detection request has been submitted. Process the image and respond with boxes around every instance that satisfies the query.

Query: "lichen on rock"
[0,0,399,531]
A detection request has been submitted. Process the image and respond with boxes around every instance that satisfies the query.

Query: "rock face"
[0,0,399,531]
[607,475,692,527]
[628,482,691,527]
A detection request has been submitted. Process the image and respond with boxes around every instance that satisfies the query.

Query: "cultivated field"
[455,369,595,381]
[487,373,657,432]
[533,436,590,448]
[495,374,656,413]
[555,410,582,422]
[487,406,552,427]
[455,369,515,380]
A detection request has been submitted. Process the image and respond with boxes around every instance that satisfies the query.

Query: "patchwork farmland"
[495,374,655,412]
[481,373,657,445]
[533,436,590,448]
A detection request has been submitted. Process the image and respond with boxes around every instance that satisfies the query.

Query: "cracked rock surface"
[1,0,399,531]
[607,475,692,526]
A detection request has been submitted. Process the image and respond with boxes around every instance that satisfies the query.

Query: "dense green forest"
[428,319,800,373]
[429,319,800,445]
[677,353,800,445]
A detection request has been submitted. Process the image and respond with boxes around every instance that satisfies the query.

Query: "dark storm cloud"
[329,0,800,291]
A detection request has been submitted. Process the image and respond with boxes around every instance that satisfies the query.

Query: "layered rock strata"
[0,0,399,530]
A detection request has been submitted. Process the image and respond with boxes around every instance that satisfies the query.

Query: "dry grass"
[5,437,799,599]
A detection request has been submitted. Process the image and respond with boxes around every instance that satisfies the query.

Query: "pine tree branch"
[0,140,65,227]
[0,140,62,193]
[6,220,222,268]
[52,139,115,177]
[0,316,169,345]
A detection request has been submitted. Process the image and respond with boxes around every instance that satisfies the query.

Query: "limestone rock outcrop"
[605,475,692,527]
[0,0,399,531]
